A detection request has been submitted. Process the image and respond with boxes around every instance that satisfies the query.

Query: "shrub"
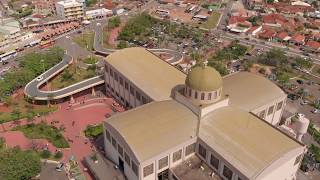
[54,151,63,159]
[40,150,51,159]
[84,124,103,138]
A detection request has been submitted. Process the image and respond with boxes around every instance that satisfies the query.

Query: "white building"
[56,0,84,19]
[85,8,113,19]
[0,18,35,52]
[101,47,306,180]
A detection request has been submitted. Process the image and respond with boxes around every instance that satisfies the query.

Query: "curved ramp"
[24,20,183,101]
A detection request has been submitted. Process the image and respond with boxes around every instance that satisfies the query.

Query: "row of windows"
[105,129,139,176]
[198,144,242,180]
[106,66,147,104]
[186,87,221,101]
[259,101,283,119]
[142,143,196,178]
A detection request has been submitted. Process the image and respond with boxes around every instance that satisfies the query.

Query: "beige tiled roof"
[105,47,186,101]
[199,106,302,178]
[106,100,198,162]
[223,72,286,111]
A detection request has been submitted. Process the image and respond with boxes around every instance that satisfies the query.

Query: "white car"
[36,76,43,81]
[96,22,101,26]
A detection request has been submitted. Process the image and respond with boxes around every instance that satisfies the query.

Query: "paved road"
[40,162,68,180]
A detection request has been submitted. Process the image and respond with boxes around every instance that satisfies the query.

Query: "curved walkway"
[24,19,183,101]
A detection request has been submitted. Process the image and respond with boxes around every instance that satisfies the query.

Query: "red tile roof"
[259,28,276,39]
[246,26,260,34]
[276,31,289,40]
[305,41,320,49]
[290,34,305,43]
[262,13,286,26]
[313,33,320,39]
[228,16,248,25]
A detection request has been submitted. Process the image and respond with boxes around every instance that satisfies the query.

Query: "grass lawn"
[83,57,98,64]
[73,31,94,51]
[50,64,96,90]
[201,12,221,29]
[0,96,57,123]
[84,124,103,138]
[13,122,69,148]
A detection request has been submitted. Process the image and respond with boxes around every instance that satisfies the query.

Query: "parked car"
[300,100,308,105]
[288,94,299,101]
[311,109,320,114]
[36,76,43,81]
[55,163,64,172]
[296,79,304,84]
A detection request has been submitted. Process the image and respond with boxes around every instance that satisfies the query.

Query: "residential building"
[56,0,84,19]
[227,16,252,33]
[243,0,263,10]
[274,31,291,43]
[0,18,35,51]
[303,41,320,52]
[102,47,306,180]
[258,27,276,41]
[262,13,286,28]
[33,0,57,16]
[289,34,305,46]
[246,26,262,37]
[85,8,113,19]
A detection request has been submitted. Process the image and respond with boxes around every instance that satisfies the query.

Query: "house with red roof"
[246,26,262,37]
[274,31,291,42]
[289,34,305,46]
[227,16,252,33]
[258,27,276,41]
[262,13,287,28]
[303,41,320,52]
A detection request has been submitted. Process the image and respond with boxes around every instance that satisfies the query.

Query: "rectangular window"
[223,165,233,180]
[125,82,128,90]
[173,149,182,162]
[268,105,274,115]
[188,89,191,97]
[158,156,169,170]
[214,91,217,98]
[130,86,135,96]
[119,77,123,85]
[136,91,141,101]
[201,93,205,100]
[195,91,198,99]
[132,161,138,176]
[259,110,265,118]
[142,96,147,104]
[208,93,212,100]
[110,69,113,77]
[210,154,219,170]
[277,101,283,111]
[143,163,153,177]
[105,65,109,73]
[198,144,206,159]
[114,73,118,81]
[105,129,111,142]
[117,144,123,157]
[125,153,130,166]
[185,143,195,156]
[111,137,117,149]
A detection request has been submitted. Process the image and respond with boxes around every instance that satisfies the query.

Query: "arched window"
[208,93,212,100]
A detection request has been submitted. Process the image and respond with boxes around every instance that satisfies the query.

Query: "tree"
[258,48,287,67]
[117,40,128,49]
[108,16,121,29]
[0,147,41,180]
[11,109,21,121]
[40,150,51,159]
[61,69,73,82]
[54,151,63,159]
[294,57,313,69]
[266,0,274,4]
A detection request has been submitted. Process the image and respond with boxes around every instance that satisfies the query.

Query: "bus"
[40,40,55,49]
[0,50,17,62]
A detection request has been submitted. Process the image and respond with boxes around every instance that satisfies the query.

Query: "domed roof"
[185,66,222,91]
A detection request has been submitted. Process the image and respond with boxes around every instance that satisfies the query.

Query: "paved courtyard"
[0,95,125,180]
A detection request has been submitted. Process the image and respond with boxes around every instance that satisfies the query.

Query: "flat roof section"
[106,100,198,162]
[199,106,302,179]
[223,72,286,111]
[171,155,222,180]
[105,47,186,101]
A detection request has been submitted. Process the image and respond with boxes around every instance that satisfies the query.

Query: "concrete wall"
[104,62,152,109]
[140,138,197,180]
[255,146,306,180]
[251,95,287,126]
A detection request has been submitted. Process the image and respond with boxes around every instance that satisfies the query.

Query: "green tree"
[40,150,51,159]
[117,40,128,49]
[258,48,287,67]
[266,0,274,4]
[108,17,121,29]
[0,147,41,180]
[11,109,21,120]
[61,69,73,82]
[294,57,313,69]
[54,151,63,159]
